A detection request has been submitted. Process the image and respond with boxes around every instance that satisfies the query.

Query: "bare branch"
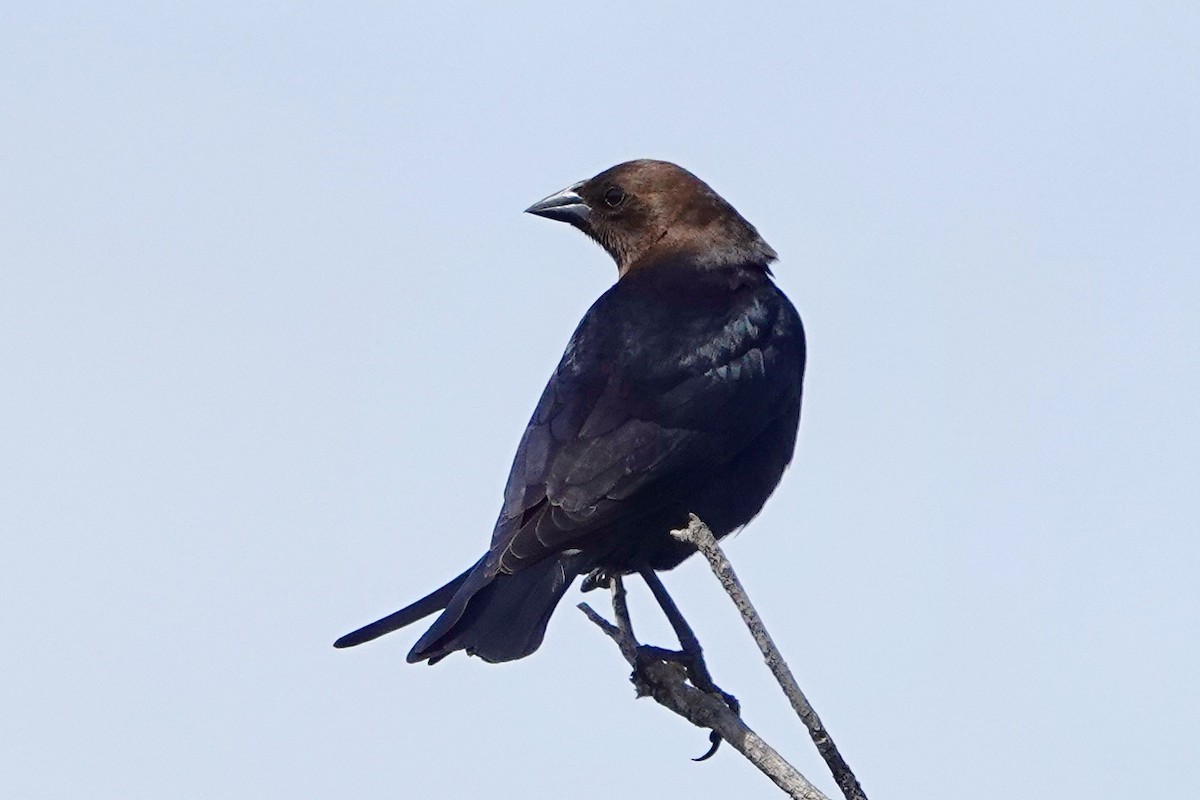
[578,592,831,800]
[671,514,868,800]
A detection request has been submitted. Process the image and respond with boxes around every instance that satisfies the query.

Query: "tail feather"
[333,559,480,649]
[408,554,582,664]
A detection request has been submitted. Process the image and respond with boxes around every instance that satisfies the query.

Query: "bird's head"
[525,159,776,277]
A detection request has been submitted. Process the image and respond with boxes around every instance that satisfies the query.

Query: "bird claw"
[712,685,740,717]
[632,645,686,683]
[693,730,722,761]
[638,644,686,662]
[688,680,739,760]
[581,568,615,593]
[631,645,739,761]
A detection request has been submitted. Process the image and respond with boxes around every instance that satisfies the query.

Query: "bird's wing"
[491,318,796,573]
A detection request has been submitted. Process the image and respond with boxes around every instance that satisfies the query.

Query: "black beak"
[524,182,589,224]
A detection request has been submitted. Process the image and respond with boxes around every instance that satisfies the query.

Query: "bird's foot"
[581,568,617,593]
[632,645,740,761]
[638,646,738,712]
[631,645,687,696]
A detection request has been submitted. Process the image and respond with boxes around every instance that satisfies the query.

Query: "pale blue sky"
[2,3,1197,798]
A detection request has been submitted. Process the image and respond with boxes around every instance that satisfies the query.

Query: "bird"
[335,159,806,664]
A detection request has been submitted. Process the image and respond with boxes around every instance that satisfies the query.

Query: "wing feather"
[492,277,801,574]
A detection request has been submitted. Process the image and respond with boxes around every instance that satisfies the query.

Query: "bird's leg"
[636,566,740,760]
[635,566,724,693]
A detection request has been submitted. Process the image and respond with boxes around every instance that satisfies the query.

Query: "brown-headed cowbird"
[335,160,805,663]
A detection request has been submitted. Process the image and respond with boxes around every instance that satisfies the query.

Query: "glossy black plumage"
[335,160,805,664]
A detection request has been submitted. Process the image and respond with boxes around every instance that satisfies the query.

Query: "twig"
[671,514,868,800]
[578,592,831,800]
[608,574,639,665]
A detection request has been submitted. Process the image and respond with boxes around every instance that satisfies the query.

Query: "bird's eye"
[603,186,626,208]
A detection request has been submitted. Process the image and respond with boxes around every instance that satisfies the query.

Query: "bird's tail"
[407,553,583,664]
[333,558,481,649]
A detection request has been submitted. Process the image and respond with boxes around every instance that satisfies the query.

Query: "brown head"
[525,159,777,277]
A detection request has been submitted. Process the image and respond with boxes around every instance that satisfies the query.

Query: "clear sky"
[2,3,1197,798]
